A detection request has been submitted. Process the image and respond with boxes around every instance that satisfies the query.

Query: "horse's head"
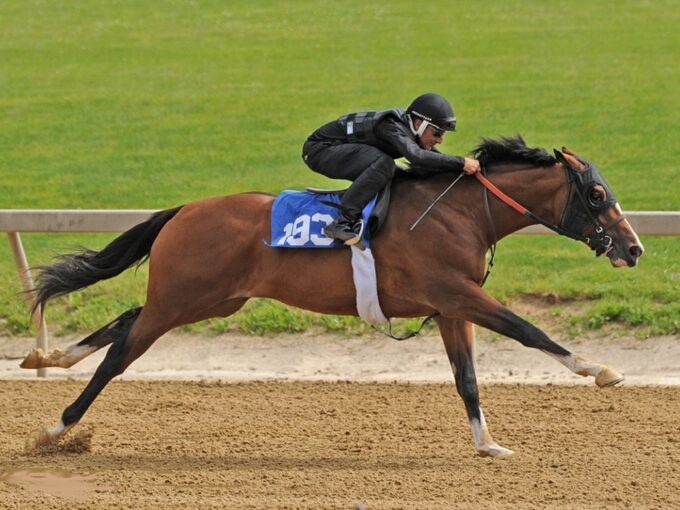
[553,148,644,267]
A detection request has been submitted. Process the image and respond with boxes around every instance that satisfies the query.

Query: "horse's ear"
[553,149,570,168]
[554,148,587,171]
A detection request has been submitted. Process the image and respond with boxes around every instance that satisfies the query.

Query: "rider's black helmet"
[407,93,457,131]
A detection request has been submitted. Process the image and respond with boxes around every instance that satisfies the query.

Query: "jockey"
[302,93,480,245]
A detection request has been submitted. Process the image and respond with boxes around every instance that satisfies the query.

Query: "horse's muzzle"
[607,241,644,268]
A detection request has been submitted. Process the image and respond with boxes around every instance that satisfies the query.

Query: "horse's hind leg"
[436,317,513,458]
[27,298,248,449]
[20,307,143,369]
[26,306,166,449]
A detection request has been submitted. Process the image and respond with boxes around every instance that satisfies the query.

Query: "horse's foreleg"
[451,285,623,387]
[20,307,142,369]
[436,317,513,458]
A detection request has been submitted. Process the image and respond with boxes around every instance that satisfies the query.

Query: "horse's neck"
[395,165,568,248]
[482,163,568,241]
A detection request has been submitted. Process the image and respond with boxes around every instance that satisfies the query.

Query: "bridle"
[556,162,626,255]
[476,159,626,268]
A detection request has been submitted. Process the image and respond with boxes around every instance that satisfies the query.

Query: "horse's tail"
[32,206,184,314]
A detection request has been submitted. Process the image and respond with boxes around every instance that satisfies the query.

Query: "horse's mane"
[472,135,555,168]
[404,135,556,178]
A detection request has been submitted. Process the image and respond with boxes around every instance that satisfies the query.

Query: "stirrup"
[342,219,364,246]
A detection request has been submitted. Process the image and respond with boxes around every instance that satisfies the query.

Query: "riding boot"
[323,211,363,245]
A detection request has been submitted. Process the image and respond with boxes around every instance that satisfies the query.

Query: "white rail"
[1,209,678,378]
[0,209,158,232]
[517,211,680,236]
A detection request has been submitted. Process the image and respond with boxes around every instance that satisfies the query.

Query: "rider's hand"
[463,158,481,175]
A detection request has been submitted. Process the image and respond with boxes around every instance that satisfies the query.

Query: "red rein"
[475,172,528,215]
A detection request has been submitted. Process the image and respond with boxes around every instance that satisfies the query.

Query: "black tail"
[32,206,183,313]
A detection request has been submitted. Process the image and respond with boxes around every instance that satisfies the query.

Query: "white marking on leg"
[60,344,98,367]
[469,408,513,457]
[48,420,75,440]
[470,408,488,448]
[545,352,624,386]
[545,352,600,377]
[47,420,67,437]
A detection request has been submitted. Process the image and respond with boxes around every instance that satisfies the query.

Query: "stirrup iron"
[343,219,364,245]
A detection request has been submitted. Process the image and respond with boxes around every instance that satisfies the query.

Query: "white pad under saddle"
[350,246,389,324]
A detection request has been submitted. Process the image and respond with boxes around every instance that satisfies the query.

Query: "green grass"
[0,0,678,337]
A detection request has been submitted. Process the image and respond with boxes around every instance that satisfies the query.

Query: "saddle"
[305,180,393,238]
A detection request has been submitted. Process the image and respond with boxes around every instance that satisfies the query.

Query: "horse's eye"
[588,186,606,206]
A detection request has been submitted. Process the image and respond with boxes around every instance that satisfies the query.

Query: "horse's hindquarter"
[147,194,270,306]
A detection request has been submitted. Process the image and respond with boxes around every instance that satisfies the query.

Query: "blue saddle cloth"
[270,190,377,248]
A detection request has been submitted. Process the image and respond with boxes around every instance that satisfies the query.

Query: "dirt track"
[1,380,679,509]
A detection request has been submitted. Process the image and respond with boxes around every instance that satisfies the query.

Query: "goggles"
[429,124,445,138]
[411,117,450,138]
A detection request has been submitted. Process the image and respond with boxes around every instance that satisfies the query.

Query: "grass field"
[1,0,678,336]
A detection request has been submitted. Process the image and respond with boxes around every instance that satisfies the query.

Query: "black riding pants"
[302,141,396,220]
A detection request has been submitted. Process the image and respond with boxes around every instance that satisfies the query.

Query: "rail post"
[7,232,48,377]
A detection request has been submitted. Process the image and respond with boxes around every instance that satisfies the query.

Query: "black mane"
[472,135,555,167]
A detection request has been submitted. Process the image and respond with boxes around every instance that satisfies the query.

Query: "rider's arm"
[376,119,465,172]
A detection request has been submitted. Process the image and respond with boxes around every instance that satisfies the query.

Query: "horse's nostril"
[629,245,643,258]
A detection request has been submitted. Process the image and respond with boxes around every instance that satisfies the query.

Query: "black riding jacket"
[306,108,465,172]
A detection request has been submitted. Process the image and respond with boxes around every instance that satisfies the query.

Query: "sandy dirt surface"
[1,380,679,509]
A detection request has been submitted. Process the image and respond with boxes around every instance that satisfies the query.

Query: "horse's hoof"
[477,443,514,458]
[595,366,624,388]
[20,349,44,369]
[25,428,54,451]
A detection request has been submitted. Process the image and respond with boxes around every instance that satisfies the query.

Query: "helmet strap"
[408,115,429,138]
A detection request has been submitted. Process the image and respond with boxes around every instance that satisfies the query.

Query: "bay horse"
[22,136,643,457]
